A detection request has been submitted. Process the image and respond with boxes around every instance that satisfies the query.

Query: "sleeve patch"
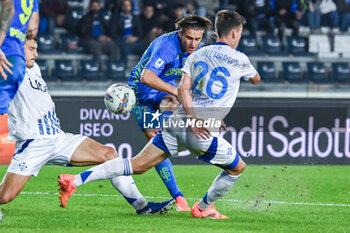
[155,58,164,69]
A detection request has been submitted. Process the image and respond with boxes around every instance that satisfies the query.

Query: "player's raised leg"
[65,140,169,183]
[58,137,174,214]
[59,140,174,212]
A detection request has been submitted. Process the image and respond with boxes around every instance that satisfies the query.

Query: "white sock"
[73,157,133,187]
[198,170,240,210]
[109,176,147,210]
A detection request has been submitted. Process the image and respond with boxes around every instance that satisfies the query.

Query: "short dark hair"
[175,14,212,33]
[215,10,246,37]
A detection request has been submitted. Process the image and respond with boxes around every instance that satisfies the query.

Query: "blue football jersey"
[1,0,39,59]
[128,31,199,95]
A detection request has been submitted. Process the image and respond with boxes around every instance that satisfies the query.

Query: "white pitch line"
[20,192,350,207]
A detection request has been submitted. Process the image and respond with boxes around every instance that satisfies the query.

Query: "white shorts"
[7,132,87,176]
[152,127,240,170]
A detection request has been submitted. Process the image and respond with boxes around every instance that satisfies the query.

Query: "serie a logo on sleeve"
[155,58,164,69]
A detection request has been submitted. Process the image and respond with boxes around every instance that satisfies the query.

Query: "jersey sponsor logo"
[29,78,48,92]
[155,58,164,69]
[164,68,182,77]
[9,27,26,42]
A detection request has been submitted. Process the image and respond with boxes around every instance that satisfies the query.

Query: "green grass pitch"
[0,164,349,233]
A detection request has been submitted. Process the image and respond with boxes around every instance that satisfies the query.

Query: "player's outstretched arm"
[0,0,14,80]
[248,73,261,85]
[141,69,178,97]
[178,72,210,140]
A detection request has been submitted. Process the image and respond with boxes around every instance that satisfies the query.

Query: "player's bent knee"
[101,146,118,162]
[0,192,17,204]
[237,160,247,173]
[226,159,246,176]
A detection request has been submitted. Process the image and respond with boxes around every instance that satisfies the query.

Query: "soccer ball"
[104,83,136,114]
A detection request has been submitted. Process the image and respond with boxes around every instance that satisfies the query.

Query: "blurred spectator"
[110,0,146,66]
[77,0,120,65]
[298,0,321,31]
[40,0,74,35]
[271,0,300,40]
[181,0,206,18]
[334,0,350,32]
[238,0,274,36]
[319,0,338,29]
[83,0,116,13]
[140,5,163,45]
[142,0,174,27]
[163,3,184,32]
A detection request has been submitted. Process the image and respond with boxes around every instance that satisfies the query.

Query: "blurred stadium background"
[0,1,350,231]
[2,0,350,165]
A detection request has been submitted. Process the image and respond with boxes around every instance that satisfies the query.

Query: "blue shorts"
[131,88,171,131]
[0,56,26,114]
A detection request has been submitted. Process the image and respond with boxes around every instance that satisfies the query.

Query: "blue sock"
[155,158,183,199]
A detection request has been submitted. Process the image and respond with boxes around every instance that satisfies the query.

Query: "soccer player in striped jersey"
[0,38,173,221]
[59,10,261,219]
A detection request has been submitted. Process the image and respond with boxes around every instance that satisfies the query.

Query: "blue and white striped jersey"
[7,62,61,141]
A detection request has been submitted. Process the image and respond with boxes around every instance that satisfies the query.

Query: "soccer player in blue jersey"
[128,14,212,211]
[0,0,39,115]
